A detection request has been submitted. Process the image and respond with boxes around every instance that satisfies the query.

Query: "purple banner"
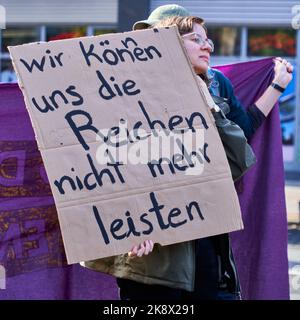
[216,57,289,300]
[0,84,117,299]
[0,58,289,300]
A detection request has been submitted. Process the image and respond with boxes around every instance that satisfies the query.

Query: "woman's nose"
[202,41,212,52]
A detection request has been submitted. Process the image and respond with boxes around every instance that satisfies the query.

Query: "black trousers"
[117,237,239,301]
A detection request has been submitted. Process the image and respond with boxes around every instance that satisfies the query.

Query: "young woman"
[82,13,293,301]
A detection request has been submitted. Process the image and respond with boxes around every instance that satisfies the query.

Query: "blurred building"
[0,0,299,179]
[0,0,119,83]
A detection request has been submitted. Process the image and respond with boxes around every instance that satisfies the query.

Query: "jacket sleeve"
[214,70,266,140]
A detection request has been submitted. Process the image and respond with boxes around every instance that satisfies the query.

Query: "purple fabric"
[0,84,118,300]
[0,57,288,300]
[215,57,289,300]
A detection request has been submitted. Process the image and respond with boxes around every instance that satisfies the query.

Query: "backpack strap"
[207,67,220,97]
[211,95,230,115]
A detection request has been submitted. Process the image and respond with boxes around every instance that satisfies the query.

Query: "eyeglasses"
[182,32,214,53]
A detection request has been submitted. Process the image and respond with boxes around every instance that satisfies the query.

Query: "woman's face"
[182,23,212,74]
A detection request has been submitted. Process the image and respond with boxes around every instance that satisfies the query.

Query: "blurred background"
[0,0,299,299]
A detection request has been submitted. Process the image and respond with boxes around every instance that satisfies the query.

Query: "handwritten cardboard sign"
[9,27,243,264]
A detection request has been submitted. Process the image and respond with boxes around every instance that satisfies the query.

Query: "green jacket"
[82,69,263,294]
[82,241,196,291]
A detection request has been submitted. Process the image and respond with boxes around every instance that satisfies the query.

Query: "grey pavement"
[286,184,300,300]
[288,224,300,300]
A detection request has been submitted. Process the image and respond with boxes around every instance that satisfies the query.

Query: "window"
[1,27,39,53]
[248,28,296,57]
[0,59,17,83]
[93,28,116,36]
[207,27,241,56]
[46,26,87,41]
[0,27,39,83]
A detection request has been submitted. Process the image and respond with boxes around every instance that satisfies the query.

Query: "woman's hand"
[255,57,294,116]
[273,57,293,88]
[128,240,154,257]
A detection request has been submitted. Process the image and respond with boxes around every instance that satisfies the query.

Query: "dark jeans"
[117,278,240,301]
[117,238,241,301]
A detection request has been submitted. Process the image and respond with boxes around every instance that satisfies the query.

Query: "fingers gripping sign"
[128,240,154,257]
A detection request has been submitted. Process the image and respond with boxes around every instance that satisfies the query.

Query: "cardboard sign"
[9,27,243,264]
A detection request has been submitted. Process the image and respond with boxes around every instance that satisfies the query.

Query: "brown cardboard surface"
[9,27,243,264]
